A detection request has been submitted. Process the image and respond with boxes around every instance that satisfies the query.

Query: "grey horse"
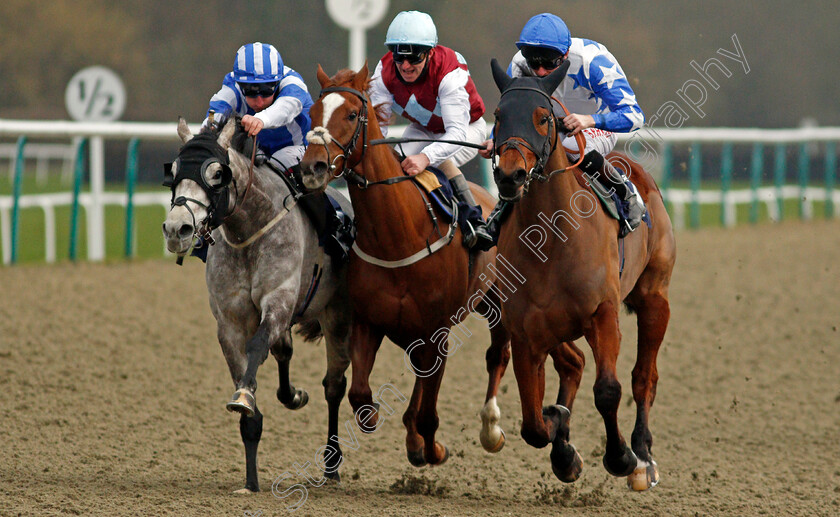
[162,117,353,493]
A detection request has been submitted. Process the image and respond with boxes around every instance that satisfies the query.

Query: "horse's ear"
[542,60,570,94]
[316,64,330,88]
[177,116,193,143]
[491,58,513,93]
[353,61,369,89]
[218,117,236,149]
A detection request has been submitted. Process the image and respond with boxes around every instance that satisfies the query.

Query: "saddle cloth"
[574,167,651,237]
[414,167,482,231]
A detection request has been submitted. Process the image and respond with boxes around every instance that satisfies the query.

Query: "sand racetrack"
[1,220,839,516]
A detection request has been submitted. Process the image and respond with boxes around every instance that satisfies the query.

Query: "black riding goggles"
[392,51,427,65]
[238,82,279,98]
[521,47,565,71]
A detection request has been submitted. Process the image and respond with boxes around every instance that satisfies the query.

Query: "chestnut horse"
[488,59,676,491]
[299,64,511,466]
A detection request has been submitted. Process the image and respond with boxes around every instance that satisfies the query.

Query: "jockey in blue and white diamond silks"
[204,42,313,170]
[480,13,647,244]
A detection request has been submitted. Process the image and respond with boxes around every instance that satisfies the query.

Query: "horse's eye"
[541,115,550,125]
[348,112,358,121]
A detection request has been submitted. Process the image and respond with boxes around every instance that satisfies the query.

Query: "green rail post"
[774,144,786,221]
[749,143,763,224]
[69,138,87,261]
[798,143,809,219]
[825,142,836,218]
[689,142,701,229]
[10,136,27,264]
[660,142,672,212]
[720,143,733,226]
[124,138,140,258]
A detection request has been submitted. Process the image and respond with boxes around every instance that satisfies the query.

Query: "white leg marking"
[480,397,505,452]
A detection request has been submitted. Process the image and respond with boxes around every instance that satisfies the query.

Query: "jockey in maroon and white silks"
[369,10,493,250]
[369,46,487,169]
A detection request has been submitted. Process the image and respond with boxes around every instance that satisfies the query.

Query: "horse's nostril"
[513,168,528,184]
[312,161,329,177]
[178,225,194,239]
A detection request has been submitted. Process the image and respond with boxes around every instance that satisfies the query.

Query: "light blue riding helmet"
[385,11,438,49]
[232,42,284,83]
[516,13,572,54]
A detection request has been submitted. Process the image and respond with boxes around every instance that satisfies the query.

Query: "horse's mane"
[194,115,254,158]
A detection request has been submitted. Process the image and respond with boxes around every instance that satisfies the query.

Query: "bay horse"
[488,59,676,491]
[162,117,353,492]
[299,64,512,466]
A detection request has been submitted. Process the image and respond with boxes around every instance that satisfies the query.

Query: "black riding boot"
[579,150,646,234]
[475,200,514,252]
[450,174,494,250]
[297,194,354,262]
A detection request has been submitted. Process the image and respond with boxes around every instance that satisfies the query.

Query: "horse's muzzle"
[298,159,330,192]
[494,167,527,201]
[162,219,194,254]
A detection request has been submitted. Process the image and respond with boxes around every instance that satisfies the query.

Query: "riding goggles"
[392,51,427,65]
[239,82,279,98]
[521,47,565,71]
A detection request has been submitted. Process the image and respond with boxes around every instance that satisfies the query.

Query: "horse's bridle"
[311,86,422,190]
[493,87,585,193]
[163,135,256,247]
[311,86,370,184]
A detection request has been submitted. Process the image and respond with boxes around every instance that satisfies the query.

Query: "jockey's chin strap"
[493,87,586,191]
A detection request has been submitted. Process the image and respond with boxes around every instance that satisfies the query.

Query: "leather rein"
[493,87,586,192]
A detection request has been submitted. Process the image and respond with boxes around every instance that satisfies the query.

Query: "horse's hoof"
[232,487,258,495]
[627,460,659,491]
[407,448,427,467]
[226,389,256,417]
[603,446,638,477]
[550,443,583,483]
[433,443,451,465]
[480,426,506,453]
[281,388,309,410]
[325,470,341,483]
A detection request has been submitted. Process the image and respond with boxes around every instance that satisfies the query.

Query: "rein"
[493,87,586,192]
[313,83,467,267]
[171,134,294,263]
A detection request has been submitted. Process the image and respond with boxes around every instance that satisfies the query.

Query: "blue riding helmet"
[516,13,572,55]
[233,42,284,83]
[385,11,438,48]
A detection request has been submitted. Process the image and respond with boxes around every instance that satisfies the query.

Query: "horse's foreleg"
[511,336,555,449]
[229,307,291,417]
[480,318,511,453]
[627,291,670,491]
[584,300,637,478]
[547,341,585,482]
[403,380,425,466]
[271,328,309,410]
[409,339,449,466]
[236,407,263,493]
[217,326,264,493]
[320,307,352,481]
[347,320,384,434]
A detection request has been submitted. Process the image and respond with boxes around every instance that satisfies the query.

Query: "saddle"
[573,167,651,238]
[413,166,481,235]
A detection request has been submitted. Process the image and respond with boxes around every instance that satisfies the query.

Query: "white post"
[349,27,366,71]
[43,205,56,263]
[88,135,105,261]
